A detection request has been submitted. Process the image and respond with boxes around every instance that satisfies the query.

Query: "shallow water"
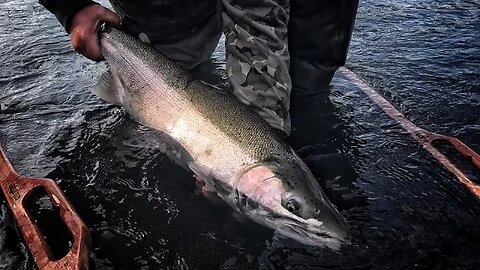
[1,0,479,269]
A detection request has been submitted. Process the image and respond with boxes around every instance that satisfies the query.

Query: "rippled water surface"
[1,0,479,269]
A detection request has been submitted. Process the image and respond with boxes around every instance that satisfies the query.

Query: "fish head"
[235,158,349,249]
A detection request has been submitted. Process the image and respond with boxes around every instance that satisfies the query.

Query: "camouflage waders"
[221,0,291,134]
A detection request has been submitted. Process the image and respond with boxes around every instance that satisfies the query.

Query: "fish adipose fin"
[92,69,124,106]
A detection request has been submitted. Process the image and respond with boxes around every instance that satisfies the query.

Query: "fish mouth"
[99,21,115,34]
[258,207,349,250]
[277,217,348,249]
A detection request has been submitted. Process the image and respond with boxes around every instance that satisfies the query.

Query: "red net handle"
[340,67,480,198]
[0,146,91,270]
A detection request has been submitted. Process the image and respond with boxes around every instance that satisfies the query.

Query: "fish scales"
[101,29,257,184]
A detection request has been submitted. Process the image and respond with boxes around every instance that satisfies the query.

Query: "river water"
[1,0,479,269]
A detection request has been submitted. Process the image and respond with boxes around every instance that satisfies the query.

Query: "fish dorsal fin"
[92,69,124,106]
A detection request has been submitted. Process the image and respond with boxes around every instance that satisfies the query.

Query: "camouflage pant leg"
[221,0,292,135]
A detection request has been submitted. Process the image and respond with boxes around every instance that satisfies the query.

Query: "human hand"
[69,5,121,61]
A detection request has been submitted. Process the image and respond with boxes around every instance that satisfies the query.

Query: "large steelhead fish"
[94,26,348,249]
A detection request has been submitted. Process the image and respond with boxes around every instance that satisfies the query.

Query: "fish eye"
[286,199,301,214]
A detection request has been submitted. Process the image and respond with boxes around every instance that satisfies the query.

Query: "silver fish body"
[95,27,348,249]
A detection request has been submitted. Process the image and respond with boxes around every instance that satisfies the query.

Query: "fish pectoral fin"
[188,162,231,197]
[92,69,124,106]
[188,162,215,186]
[232,211,250,224]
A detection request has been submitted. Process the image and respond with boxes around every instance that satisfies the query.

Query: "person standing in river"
[39,0,358,137]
